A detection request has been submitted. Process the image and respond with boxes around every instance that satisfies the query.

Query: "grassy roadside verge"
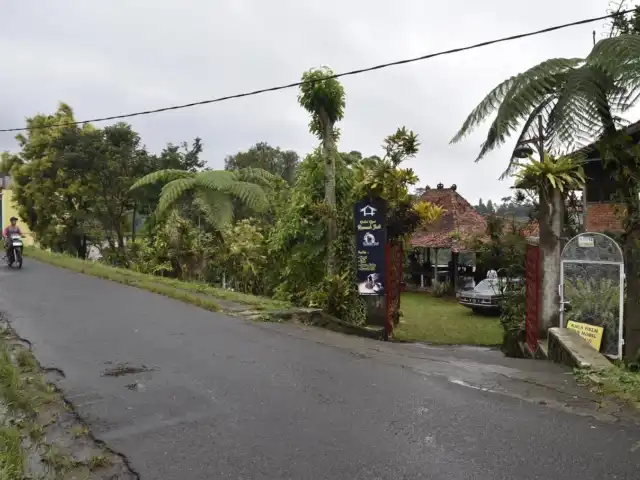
[574,365,640,409]
[24,247,386,341]
[0,315,134,479]
[25,247,290,312]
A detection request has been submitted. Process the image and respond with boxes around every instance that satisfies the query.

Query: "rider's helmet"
[9,217,17,222]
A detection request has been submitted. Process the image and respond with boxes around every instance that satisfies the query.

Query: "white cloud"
[0,0,618,204]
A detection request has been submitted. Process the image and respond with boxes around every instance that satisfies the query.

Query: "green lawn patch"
[25,247,290,312]
[393,292,503,346]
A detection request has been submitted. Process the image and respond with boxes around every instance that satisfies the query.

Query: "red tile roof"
[409,184,487,252]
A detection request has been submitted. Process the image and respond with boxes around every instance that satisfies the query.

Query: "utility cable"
[0,9,634,133]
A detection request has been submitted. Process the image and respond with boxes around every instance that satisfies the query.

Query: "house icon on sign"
[360,205,377,216]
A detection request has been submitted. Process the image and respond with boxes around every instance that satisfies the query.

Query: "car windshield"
[474,279,503,294]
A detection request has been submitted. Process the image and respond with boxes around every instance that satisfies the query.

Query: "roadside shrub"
[126,211,219,281]
[431,281,450,298]
[307,272,367,325]
[471,214,527,357]
[127,237,172,276]
[211,219,269,295]
[564,277,621,356]
[499,278,526,357]
[268,150,360,320]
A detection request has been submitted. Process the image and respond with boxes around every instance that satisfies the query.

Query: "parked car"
[458,277,521,314]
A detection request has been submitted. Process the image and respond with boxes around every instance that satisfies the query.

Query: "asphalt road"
[1,260,639,479]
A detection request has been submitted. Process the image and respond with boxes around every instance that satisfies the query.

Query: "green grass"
[393,293,503,346]
[0,323,122,478]
[0,427,24,480]
[0,338,54,479]
[0,347,40,416]
[25,247,290,312]
[575,366,640,409]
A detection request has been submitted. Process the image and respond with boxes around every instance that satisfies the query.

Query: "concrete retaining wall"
[548,327,612,370]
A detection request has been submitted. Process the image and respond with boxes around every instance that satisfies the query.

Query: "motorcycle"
[6,234,23,269]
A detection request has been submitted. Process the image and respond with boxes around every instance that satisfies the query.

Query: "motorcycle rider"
[3,217,23,258]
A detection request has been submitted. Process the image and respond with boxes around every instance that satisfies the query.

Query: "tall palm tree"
[450,34,640,353]
[130,167,276,230]
[298,67,346,275]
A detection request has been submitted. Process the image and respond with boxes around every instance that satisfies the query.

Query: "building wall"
[0,188,35,246]
[584,202,624,233]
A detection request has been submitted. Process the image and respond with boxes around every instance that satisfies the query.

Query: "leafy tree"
[298,66,346,275]
[224,142,299,185]
[130,167,277,230]
[214,219,269,294]
[472,215,528,356]
[223,142,297,226]
[268,149,359,318]
[450,33,640,356]
[610,2,640,35]
[353,127,442,321]
[513,154,586,304]
[475,198,487,215]
[80,123,155,259]
[411,186,427,201]
[128,209,218,280]
[5,103,98,257]
[158,138,205,172]
[136,138,205,216]
[354,127,443,240]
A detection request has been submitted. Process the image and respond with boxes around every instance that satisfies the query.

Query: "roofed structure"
[569,120,640,234]
[410,183,487,252]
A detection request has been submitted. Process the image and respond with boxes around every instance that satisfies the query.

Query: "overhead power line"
[0,9,634,133]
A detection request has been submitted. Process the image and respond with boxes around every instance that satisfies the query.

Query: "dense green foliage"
[3,81,440,328]
[471,215,527,356]
[452,17,640,358]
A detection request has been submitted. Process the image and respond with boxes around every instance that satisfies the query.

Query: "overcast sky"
[0,0,627,204]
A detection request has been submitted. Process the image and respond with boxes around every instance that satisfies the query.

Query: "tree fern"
[131,167,274,228]
[193,170,236,191]
[130,169,193,190]
[234,167,280,186]
[193,190,234,229]
[453,35,640,167]
[157,177,198,216]
[451,58,581,154]
[227,181,268,210]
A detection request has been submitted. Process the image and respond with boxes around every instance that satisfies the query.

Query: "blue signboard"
[354,197,387,296]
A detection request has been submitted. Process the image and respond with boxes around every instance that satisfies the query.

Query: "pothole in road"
[101,362,155,378]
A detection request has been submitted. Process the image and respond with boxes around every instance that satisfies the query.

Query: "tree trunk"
[623,189,640,361]
[321,111,337,276]
[538,187,563,335]
[131,205,137,243]
[623,228,640,361]
[79,235,88,260]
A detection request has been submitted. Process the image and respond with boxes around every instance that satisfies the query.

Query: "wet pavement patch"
[124,381,146,392]
[0,314,137,479]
